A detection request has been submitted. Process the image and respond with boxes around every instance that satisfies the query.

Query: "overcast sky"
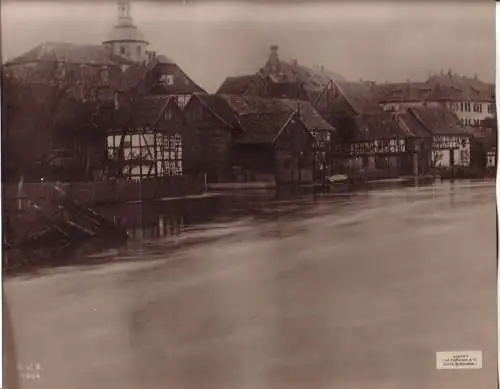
[1,1,495,92]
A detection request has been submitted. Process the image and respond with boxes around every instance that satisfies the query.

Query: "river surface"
[4,179,497,389]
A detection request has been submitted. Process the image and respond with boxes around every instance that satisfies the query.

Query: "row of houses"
[3,1,497,185]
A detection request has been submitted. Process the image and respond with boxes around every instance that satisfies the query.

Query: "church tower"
[102,0,149,63]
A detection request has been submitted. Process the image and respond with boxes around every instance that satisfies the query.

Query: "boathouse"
[230,110,315,185]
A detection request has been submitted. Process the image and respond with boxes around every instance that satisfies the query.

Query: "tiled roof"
[373,82,433,103]
[275,99,336,132]
[407,106,467,135]
[266,60,346,88]
[131,96,173,127]
[217,75,258,94]
[219,94,336,133]
[377,74,495,103]
[357,112,410,141]
[111,95,180,129]
[5,42,134,66]
[397,112,433,138]
[236,111,294,144]
[194,93,242,129]
[426,73,494,101]
[334,80,380,114]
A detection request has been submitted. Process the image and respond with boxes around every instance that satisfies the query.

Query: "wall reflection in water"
[126,214,186,240]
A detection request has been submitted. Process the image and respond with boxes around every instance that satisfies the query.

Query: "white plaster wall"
[381,101,441,112]
[486,151,496,168]
[446,101,494,126]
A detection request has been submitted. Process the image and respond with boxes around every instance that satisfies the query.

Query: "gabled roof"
[192,93,242,130]
[397,112,432,138]
[219,94,335,133]
[407,106,467,135]
[236,111,296,144]
[334,80,380,115]
[217,75,258,95]
[112,95,180,129]
[373,82,433,103]
[5,42,134,67]
[357,112,410,141]
[376,74,495,104]
[108,57,205,98]
[426,73,494,101]
[264,59,346,89]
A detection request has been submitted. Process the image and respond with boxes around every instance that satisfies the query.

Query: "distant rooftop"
[4,41,134,67]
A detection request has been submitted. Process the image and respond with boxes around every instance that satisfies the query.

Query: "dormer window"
[160,74,174,86]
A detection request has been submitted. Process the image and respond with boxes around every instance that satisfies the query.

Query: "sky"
[1,1,495,92]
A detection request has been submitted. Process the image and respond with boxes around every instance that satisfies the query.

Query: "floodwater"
[4,179,497,389]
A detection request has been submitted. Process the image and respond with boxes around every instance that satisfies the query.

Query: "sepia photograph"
[1,0,497,388]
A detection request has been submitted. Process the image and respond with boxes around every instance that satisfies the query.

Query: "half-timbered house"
[375,73,495,129]
[219,94,337,178]
[182,93,320,184]
[105,95,199,180]
[404,106,473,170]
[332,111,425,176]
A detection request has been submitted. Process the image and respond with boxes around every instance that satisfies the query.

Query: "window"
[157,134,183,176]
[488,103,494,114]
[159,74,174,87]
[177,95,191,109]
[460,118,464,127]
[55,61,66,80]
[120,46,126,55]
[100,67,110,84]
[107,132,183,179]
[460,102,464,111]
[137,46,141,55]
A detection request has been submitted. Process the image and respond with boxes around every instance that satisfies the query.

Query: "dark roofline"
[191,93,242,131]
[4,41,136,66]
[406,107,468,137]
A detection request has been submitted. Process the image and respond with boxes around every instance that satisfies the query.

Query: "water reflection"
[127,214,185,240]
[4,179,496,389]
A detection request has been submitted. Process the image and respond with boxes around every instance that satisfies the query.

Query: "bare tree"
[2,63,116,182]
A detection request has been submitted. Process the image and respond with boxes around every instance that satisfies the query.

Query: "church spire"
[102,0,149,63]
[117,0,133,26]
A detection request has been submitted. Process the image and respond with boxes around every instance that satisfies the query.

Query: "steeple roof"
[102,0,148,45]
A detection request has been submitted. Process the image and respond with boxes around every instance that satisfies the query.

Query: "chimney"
[291,59,298,67]
[447,68,452,77]
[473,73,478,80]
[268,44,280,71]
